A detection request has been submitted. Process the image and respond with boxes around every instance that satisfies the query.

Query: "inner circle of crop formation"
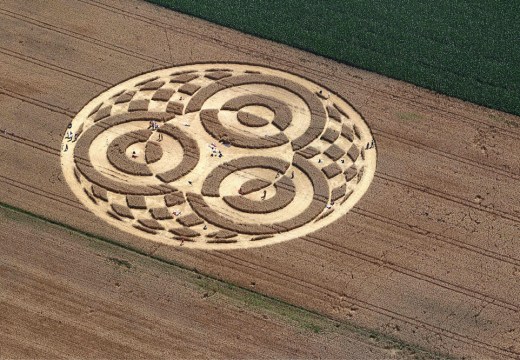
[61,63,377,249]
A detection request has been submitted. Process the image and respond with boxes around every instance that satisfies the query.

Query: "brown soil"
[1,0,520,359]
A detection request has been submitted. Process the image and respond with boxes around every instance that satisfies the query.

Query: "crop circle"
[61,63,377,249]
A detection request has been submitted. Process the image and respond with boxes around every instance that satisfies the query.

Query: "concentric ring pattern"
[61,63,377,249]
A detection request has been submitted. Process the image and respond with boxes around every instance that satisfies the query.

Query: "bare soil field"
[0,0,519,358]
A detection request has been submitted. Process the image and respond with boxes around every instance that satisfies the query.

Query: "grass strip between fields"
[0,201,452,359]
[147,0,520,117]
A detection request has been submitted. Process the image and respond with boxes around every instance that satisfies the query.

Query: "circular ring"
[61,63,377,249]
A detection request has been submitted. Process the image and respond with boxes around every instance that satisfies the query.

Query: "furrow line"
[0,46,111,87]
[212,250,518,358]
[302,234,519,312]
[0,87,75,117]
[372,128,520,181]
[0,8,170,67]
[0,176,87,213]
[1,132,59,157]
[352,207,520,268]
[375,172,520,224]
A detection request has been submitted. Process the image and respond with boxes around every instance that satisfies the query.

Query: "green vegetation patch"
[148,0,520,117]
[489,114,520,128]
[397,112,426,122]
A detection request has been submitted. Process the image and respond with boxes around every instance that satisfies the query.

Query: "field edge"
[0,201,452,360]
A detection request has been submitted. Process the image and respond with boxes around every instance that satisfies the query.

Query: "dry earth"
[1,0,520,359]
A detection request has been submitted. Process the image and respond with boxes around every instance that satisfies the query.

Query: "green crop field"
[148,0,520,117]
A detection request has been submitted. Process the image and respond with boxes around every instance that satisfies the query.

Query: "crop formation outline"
[61,63,377,249]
